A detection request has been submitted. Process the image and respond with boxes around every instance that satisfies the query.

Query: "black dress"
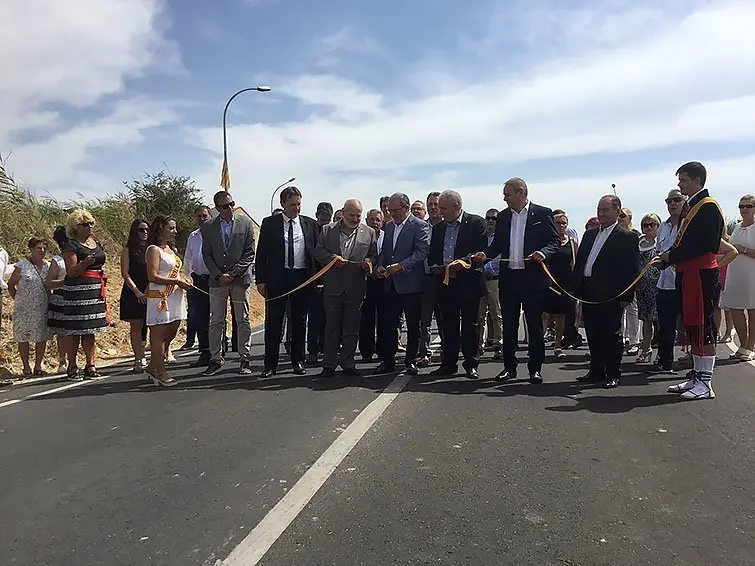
[544,238,576,315]
[119,248,148,321]
[48,240,109,335]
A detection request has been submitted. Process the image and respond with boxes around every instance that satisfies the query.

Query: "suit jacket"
[484,202,559,290]
[254,213,317,295]
[428,212,487,297]
[201,212,256,288]
[377,214,431,295]
[573,225,641,303]
[667,189,724,264]
[314,221,378,298]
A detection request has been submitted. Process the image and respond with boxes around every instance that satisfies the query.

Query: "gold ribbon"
[442,258,472,285]
[264,255,373,302]
[146,255,182,311]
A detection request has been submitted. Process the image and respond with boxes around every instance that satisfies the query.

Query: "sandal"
[151,372,178,387]
[33,369,48,377]
[83,365,101,379]
[67,366,82,381]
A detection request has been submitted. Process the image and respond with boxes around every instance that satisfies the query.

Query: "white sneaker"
[681,379,715,400]
[554,348,566,360]
[737,349,755,361]
[667,371,697,393]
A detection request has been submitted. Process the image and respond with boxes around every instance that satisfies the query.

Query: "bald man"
[314,199,378,377]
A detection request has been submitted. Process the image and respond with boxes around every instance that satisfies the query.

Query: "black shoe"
[576,372,604,383]
[306,353,320,365]
[529,371,543,384]
[648,360,675,374]
[465,367,479,380]
[403,363,419,376]
[190,354,212,368]
[342,367,361,377]
[318,367,336,378]
[374,362,395,375]
[178,342,196,351]
[360,354,374,363]
[292,362,307,375]
[430,365,458,376]
[605,377,620,388]
[260,367,276,378]
[202,359,224,376]
[238,361,253,375]
[495,369,516,382]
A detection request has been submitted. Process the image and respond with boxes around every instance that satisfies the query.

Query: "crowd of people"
[2,161,754,400]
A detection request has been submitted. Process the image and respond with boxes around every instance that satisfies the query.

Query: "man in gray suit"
[375,192,431,375]
[314,199,377,378]
[201,190,256,376]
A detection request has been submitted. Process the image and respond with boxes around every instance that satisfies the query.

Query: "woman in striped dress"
[48,209,110,380]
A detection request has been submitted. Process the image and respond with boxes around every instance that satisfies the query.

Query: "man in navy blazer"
[475,177,559,384]
[375,192,431,375]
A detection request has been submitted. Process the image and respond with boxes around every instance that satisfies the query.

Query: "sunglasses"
[219,201,235,210]
[485,216,497,221]
[79,221,95,227]
[739,204,754,209]
[665,197,684,204]
[641,222,657,229]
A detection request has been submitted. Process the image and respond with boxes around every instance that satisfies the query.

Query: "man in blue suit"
[375,192,431,375]
[475,178,559,384]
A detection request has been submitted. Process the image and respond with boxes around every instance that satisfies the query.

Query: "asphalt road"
[1,328,753,566]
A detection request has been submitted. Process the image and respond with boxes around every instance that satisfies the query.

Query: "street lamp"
[270,177,296,213]
[220,85,272,189]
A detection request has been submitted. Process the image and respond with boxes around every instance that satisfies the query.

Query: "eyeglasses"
[739,204,754,209]
[79,221,95,227]
[641,222,658,229]
[665,197,684,204]
[485,216,497,221]
[138,228,149,233]
[619,214,627,219]
[218,201,235,210]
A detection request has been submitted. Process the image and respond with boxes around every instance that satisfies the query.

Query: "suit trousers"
[478,278,503,352]
[188,273,210,354]
[323,294,363,370]
[440,284,482,369]
[380,287,422,367]
[419,275,443,357]
[209,283,251,363]
[656,289,681,366]
[263,269,312,369]
[499,271,546,372]
[307,289,326,355]
[582,280,624,379]
[359,278,385,359]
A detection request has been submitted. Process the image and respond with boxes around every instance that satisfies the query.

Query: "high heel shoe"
[151,373,177,387]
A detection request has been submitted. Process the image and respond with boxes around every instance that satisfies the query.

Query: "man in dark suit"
[255,186,317,378]
[375,192,431,375]
[474,177,559,384]
[659,161,724,400]
[573,195,641,388]
[358,209,386,361]
[427,190,487,378]
[314,199,378,377]
[306,201,333,364]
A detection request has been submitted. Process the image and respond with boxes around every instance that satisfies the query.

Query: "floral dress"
[636,241,660,322]
[12,259,51,343]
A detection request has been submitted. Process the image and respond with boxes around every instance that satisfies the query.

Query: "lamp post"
[220,85,271,189]
[270,177,296,213]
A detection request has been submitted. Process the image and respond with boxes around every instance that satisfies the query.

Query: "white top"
[376,231,384,255]
[719,224,755,309]
[184,228,209,276]
[392,217,408,248]
[0,248,11,291]
[52,254,66,279]
[283,214,307,269]
[656,218,679,291]
[508,204,529,270]
[584,223,617,277]
[146,246,187,326]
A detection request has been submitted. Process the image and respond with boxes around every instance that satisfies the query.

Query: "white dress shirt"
[0,248,10,291]
[509,204,529,270]
[656,218,679,290]
[584,223,617,277]
[184,228,209,275]
[376,231,384,255]
[283,215,307,269]
[392,217,408,249]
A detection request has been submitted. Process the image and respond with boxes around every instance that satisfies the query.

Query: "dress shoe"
[190,353,212,368]
[292,362,307,375]
[529,371,543,384]
[306,353,320,365]
[374,362,395,375]
[495,369,516,382]
[201,359,224,376]
[318,367,336,378]
[430,365,458,376]
[576,372,604,383]
[605,377,620,388]
[342,367,361,377]
[465,367,479,380]
[403,363,419,376]
[260,367,276,378]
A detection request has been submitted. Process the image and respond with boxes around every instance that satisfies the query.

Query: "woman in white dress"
[720,194,755,361]
[45,226,72,374]
[144,216,191,386]
[7,237,51,376]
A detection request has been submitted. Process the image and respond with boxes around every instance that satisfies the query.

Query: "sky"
[3,0,755,231]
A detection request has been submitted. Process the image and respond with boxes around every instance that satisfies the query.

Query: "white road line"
[221,373,411,566]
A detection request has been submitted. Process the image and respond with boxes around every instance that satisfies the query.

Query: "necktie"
[287,219,295,268]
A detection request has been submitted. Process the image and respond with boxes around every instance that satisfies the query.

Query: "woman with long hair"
[144,216,191,386]
[46,226,72,373]
[542,210,577,360]
[120,219,150,372]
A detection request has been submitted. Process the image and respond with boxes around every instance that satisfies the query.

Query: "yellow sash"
[674,197,724,247]
[146,252,182,311]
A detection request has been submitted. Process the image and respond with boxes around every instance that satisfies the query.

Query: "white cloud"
[0,0,176,187]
